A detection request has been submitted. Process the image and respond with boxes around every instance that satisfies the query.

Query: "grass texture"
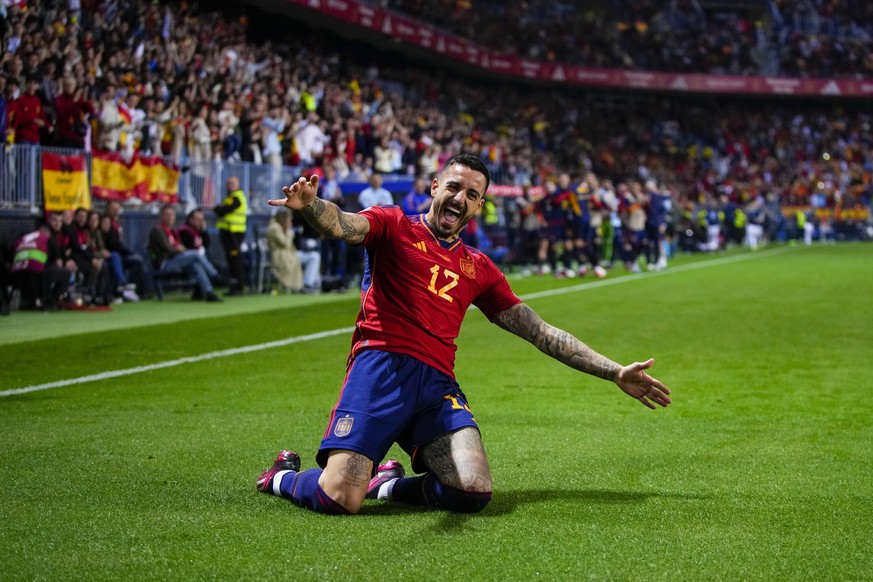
[1,244,872,581]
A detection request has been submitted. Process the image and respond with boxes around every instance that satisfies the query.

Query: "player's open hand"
[268,175,320,210]
[615,358,671,409]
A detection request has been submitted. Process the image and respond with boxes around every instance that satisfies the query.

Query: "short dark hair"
[186,207,203,222]
[442,153,491,192]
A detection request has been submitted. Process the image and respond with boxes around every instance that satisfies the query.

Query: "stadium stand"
[0,0,870,312]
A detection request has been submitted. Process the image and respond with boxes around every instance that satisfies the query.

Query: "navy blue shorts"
[316,350,478,474]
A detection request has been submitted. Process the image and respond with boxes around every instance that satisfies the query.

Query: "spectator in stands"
[358,173,394,209]
[178,208,212,257]
[0,75,8,140]
[318,164,347,280]
[103,200,147,298]
[8,74,51,144]
[87,209,119,303]
[217,99,242,160]
[142,96,179,156]
[293,210,322,293]
[95,83,123,152]
[178,207,220,300]
[261,106,288,168]
[294,112,330,167]
[119,93,145,159]
[54,76,93,149]
[401,176,431,216]
[373,135,394,174]
[266,210,303,293]
[68,206,111,304]
[168,99,189,161]
[147,204,222,302]
[98,214,137,302]
[188,103,212,164]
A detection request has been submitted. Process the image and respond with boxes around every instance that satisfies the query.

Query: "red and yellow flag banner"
[91,150,179,203]
[42,152,90,211]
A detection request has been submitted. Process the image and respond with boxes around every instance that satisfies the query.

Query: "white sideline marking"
[0,328,354,398]
[519,246,796,301]
[1,247,796,398]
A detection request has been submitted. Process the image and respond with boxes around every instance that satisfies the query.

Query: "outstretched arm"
[268,175,370,244]
[492,303,671,409]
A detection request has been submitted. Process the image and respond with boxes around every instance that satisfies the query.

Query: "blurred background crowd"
[0,0,870,312]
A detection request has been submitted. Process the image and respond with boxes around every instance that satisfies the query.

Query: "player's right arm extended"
[269,175,370,244]
[298,197,370,245]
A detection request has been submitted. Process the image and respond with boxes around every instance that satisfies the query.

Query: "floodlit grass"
[2,244,872,580]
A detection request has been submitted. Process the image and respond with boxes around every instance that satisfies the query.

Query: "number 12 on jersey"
[427,264,459,303]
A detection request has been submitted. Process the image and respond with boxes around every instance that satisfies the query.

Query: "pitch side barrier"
[0,145,419,214]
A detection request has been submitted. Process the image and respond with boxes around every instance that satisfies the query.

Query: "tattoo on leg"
[423,429,492,492]
[338,453,370,488]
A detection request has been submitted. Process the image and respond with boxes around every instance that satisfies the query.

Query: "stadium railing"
[0,145,417,213]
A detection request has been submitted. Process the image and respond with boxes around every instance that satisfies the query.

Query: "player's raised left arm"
[491,303,671,409]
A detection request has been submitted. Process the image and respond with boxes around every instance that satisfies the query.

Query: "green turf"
[2,244,872,580]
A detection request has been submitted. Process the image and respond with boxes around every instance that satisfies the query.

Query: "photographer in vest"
[214,176,248,296]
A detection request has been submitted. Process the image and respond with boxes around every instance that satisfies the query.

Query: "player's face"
[427,164,487,240]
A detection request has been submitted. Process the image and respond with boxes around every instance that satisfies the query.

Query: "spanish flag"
[42,152,90,211]
[117,101,132,125]
[140,155,180,203]
[91,151,179,203]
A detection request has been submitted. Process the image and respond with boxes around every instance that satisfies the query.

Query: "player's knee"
[434,484,492,514]
[318,469,366,514]
[461,467,494,491]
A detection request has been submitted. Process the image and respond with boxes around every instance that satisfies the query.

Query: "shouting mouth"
[441,203,464,228]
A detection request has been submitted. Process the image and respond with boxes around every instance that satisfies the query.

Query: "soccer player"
[258,154,671,515]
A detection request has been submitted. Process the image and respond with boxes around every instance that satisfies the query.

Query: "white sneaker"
[593,265,607,279]
[122,289,140,302]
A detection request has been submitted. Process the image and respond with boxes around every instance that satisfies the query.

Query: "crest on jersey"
[334,416,354,437]
[460,258,476,279]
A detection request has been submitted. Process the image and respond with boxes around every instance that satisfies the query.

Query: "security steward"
[215,176,248,296]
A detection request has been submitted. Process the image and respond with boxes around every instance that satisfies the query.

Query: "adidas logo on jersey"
[412,241,427,252]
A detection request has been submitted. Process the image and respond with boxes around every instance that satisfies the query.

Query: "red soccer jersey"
[351,206,521,378]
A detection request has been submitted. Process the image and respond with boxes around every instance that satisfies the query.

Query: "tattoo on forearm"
[494,304,619,381]
[300,198,327,220]
[337,212,358,239]
[338,453,370,488]
[300,198,365,243]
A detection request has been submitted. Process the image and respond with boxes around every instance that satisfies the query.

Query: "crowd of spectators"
[0,0,871,313]
[375,0,873,78]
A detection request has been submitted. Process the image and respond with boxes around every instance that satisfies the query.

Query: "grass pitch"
[2,244,872,580]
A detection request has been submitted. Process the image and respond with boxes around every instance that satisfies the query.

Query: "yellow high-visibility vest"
[217,189,247,233]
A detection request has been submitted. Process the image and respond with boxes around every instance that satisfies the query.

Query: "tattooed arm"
[492,303,620,380]
[492,303,672,408]
[267,174,370,244]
